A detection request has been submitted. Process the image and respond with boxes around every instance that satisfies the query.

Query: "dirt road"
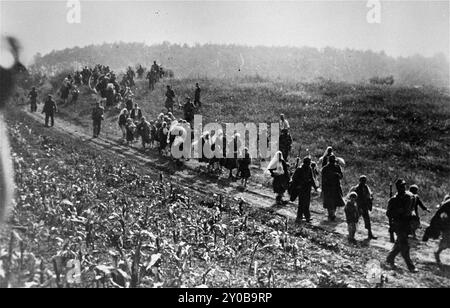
[24,108,450,277]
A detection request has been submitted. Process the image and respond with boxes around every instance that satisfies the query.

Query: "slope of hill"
[31,43,450,88]
[33,76,450,213]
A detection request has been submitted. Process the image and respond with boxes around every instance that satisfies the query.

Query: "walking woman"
[118,108,129,141]
[266,151,290,205]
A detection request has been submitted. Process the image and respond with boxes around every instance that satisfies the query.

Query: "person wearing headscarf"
[266,151,290,205]
[319,146,334,168]
[290,156,318,223]
[321,155,345,221]
[118,108,129,141]
[279,114,290,131]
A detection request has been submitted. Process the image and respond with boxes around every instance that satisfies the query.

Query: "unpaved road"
[24,108,450,273]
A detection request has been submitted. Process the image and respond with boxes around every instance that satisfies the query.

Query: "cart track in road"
[23,108,450,271]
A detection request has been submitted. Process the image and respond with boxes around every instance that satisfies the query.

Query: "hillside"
[31,43,450,88]
[33,75,450,212]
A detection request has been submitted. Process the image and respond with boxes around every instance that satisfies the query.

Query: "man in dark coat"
[42,95,57,127]
[28,87,38,112]
[350,175,377,240]
[291,156,318,224]
[279,129,293,161]
[321,155,344,221]
[92,101,104,138]
[386,179,418,273]
[194,83,201,108]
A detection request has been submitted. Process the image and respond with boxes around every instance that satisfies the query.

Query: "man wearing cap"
[291,156,318,224]
[321,155,345,221]
[386,179,418,273]
[350,175,377,240]
[92,101,104,138]
[42,95,57,127]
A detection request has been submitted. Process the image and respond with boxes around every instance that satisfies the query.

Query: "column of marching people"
[26,63,450,274]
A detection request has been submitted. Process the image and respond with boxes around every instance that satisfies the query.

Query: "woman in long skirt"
[266,151,290,205]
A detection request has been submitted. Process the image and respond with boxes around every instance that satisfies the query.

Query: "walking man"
[350,175,378,240]
[42,95,57,127]
[28,87,38,112]
[92,101,104,138]
[386,179,418,273]
[291,156,318,224]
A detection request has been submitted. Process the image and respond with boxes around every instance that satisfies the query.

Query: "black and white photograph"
[0,0,449,291]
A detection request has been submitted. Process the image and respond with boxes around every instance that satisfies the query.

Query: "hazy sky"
[1,0,449,64]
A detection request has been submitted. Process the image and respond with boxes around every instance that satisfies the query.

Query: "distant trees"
[29,42,449,88]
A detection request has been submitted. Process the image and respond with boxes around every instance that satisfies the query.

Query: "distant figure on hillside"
[350,175,377,240]
[423,195,450,264]
[409,185,430,239]
[279,114,290,131]
[42,95,57,127]
[118,108,129,141]
[386,179,418,273]
[266,151,290,205]
[279,129,293,161]
[92,101,104,138]
[321,155,345,221]
[290,156,318,224]
[130,103,143,122]
[165,85,175,113]
[194,83,202,108]
[28,87,38,112]
[136,65,145,79]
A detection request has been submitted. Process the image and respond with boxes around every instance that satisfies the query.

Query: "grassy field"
[37,75,450,215]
